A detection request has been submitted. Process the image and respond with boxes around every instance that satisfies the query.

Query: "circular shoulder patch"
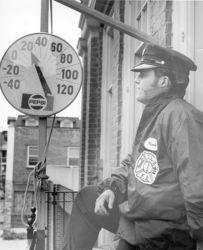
[144,137,158,151]
[134,151,159,184]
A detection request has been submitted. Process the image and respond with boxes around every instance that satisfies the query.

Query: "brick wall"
[80,52,88,187]
[79,1,128,186]
[85,33,102,185]
[13,127,38,184]
[10,118,80,228]
[79,19,103,186]
[13,126,80,182]
[55,205,68,250]
[3,180,13,229]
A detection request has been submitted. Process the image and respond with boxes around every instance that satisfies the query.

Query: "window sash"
[27,146,38,168]
[67,147,79,167]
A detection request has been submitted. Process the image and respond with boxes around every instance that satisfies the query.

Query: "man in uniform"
[64,44,203,250]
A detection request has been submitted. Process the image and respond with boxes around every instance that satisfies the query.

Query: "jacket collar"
[133,91,183,149]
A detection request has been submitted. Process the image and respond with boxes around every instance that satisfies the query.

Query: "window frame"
[27,145,38,168]
[67,146,80,167]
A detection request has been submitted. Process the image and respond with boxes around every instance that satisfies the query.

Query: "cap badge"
[155,60,165,65]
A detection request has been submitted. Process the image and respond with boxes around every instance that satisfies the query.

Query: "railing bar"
[47,192,50,250]
[63,193,65,236]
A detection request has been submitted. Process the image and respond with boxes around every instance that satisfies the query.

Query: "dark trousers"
[62,186,196,250]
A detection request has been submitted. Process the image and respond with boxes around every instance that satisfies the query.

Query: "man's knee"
[74,185,98,213]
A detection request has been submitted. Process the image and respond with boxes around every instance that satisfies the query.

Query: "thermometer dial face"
[0,33,83,116]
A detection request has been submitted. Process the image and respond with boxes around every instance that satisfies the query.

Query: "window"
[27,146,38,168]
[67,147,80,167]
[25,117,39,127]
[136,1,149,32]
[60,119,73,128]
[125,0,147,142]
[135,0,150,61]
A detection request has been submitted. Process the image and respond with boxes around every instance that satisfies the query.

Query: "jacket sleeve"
[167,110,203,241]
[97,154,132,204]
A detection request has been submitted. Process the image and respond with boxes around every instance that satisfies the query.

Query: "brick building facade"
[78,0,174,188]
[4,114,80,249]
[77,0,201,248]
[0,131,7,198]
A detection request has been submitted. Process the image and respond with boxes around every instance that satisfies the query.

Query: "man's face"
[135,69,163,104]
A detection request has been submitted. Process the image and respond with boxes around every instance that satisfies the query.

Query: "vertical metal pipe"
[36,2,49,249]
[63,193,65,236]
[46,192,50,250]
[41,0,49,32]
[53,185,56,250]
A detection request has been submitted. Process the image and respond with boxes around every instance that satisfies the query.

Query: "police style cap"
[131,43,197,74]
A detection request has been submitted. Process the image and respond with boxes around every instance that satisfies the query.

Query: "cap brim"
[131,63,158,72]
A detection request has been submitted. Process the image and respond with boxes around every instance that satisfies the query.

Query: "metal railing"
[45,185,77,250]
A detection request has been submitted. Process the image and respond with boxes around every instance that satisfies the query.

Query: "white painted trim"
[121,0,145,159]
[100,27,113,179]
[172,0,195,105]
[122,0,135,158]
[6,122,15,182]
[4,121,15,228]
[186,1,195,105]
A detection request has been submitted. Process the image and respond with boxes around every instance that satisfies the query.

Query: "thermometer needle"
[31,53,52,96]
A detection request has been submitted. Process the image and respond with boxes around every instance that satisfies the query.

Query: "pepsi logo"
[28,94,47,110]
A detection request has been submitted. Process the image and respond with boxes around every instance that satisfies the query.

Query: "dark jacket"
[99,94,203,245]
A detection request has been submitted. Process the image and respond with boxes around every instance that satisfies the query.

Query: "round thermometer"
[0,33,83,116]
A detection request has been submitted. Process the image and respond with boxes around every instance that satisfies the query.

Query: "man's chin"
[135,95,146,104]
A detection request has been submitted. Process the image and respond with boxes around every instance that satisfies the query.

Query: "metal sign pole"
[54,0,158,44]
[36,1,49,250]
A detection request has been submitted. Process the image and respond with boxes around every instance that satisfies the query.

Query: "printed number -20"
[57,84,73,95]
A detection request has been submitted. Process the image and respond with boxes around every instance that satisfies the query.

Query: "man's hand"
[94,189,115,216]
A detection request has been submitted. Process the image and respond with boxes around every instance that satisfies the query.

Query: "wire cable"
[37,115,56,171]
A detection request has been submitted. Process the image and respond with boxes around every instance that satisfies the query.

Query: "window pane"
[69,148,79,158]
[69,158,79,166]
[27,146,38,168]
[67,147,79,167]
[29,146,38,154]
[29,156,38,165]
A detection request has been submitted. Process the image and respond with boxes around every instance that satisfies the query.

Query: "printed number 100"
[57,84,73,95]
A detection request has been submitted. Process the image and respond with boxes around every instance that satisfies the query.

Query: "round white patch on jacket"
[134,151,159,184]
[144,137,158,151]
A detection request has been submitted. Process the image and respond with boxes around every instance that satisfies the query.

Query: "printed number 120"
[57,84,73,95]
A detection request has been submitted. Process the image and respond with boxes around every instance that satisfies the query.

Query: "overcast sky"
[0,0,81,131]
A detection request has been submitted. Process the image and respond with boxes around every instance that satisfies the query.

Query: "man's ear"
[158,76,170,88]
